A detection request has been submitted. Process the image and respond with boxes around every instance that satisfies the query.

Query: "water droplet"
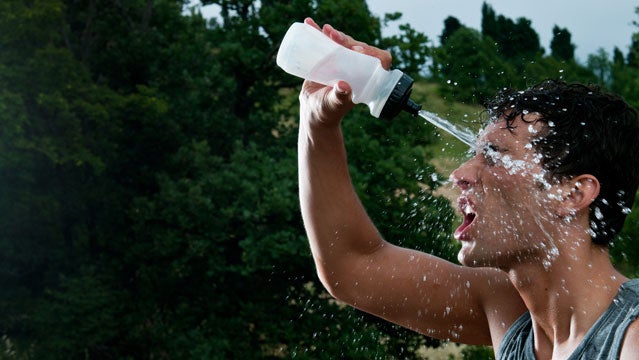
[594,207,604,220]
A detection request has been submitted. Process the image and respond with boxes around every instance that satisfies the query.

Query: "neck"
[506,240,627,358]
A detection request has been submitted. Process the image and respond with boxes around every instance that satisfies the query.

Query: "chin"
[457,244,479,267]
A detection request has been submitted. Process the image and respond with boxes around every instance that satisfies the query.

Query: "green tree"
[481,2,543,62]
[550,25,575,61]
[1,0,458,358]
[521,55,598,86]
[432,27,515,104]
[613,46,626,66]
[610,7,639,277]
[627,33,639,68]
[587,48,612,85]
[0,0,176,357]
[440,16,463,46]
[628,7,639,68]
[613,9,639,109]
[480,2,497,42]
[611,194,639,278]
[381,20,431,78]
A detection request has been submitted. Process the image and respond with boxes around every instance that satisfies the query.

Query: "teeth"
[458,198,475,215]
[463,203,474,215]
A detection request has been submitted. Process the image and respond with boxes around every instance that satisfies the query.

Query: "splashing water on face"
[426,110,596,271]
[481,140,563,269]
[418,110,477,148]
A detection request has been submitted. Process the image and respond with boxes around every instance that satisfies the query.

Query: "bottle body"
[277,22,413,118]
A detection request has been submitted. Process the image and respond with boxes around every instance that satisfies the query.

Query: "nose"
[451,159,479,191]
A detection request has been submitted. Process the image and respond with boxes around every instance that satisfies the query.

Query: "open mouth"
[454,197,476,240]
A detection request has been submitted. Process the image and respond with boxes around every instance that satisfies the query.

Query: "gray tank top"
[497,278,639,359]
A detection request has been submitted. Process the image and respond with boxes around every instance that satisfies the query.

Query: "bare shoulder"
[474,267,527,347]
[619,318,639,360]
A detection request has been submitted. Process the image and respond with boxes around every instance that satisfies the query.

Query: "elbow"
[316,267,341,298]
[314,265,358,304]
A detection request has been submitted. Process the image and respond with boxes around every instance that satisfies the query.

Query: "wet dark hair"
[484,79,639,246]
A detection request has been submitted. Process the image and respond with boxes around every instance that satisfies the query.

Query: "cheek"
[482,162,544,194]
[480,168,521,200]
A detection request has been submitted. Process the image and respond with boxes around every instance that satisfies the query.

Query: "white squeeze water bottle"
[276,22,422,120]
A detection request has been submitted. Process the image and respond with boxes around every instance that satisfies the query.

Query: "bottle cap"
[379,73,422,120]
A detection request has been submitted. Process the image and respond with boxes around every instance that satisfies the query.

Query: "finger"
[322,24,365,50]
[302,80,352,105]
[322,24,346,45]
[321,24,393,70]
[333,80,352,100]
[304,17,321,31]
[326,81,355,119]
[351,45,393,70]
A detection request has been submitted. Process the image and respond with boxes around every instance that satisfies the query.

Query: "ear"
[557,174,600,217]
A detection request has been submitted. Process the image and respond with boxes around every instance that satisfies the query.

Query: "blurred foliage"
[0,0,637,359]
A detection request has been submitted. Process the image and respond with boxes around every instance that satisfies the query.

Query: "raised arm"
[297,18,525,348]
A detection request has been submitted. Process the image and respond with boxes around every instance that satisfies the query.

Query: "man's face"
[450,115,562,269]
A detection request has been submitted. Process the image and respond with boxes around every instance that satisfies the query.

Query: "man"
[297,18,639,359]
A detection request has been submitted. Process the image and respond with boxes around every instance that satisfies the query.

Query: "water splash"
[418,110,477,148]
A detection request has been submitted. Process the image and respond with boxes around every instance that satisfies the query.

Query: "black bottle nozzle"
[403,98,422,116]
[379,73,422,120]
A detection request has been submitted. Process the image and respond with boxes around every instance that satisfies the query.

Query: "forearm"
[298,119,383,281]
[295,18,393,291]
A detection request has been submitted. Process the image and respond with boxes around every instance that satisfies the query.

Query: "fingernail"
[334,83,348,95]
[352,45,364,52]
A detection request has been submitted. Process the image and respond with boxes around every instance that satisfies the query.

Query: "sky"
[365,0,638,63]
[192,0,638,63]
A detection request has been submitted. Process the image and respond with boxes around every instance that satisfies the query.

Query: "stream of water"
[417,110,477,148]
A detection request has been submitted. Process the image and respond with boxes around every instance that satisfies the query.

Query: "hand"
[299,18,393,128]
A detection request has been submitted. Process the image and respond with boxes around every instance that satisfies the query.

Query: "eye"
[481,144,505,166]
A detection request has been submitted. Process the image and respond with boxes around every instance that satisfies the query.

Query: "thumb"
[314,81,354,126]
[329,80,354,108]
